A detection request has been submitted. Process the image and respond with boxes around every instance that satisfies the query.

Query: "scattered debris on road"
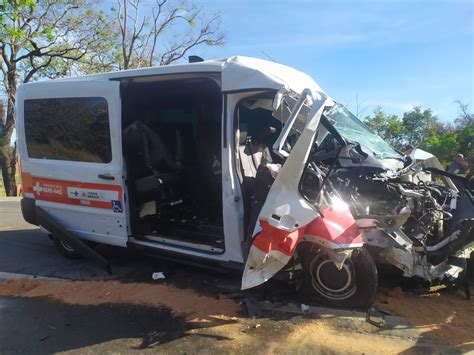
[300,303,310,312]
[377,286,474,350]
[152,272,166,281]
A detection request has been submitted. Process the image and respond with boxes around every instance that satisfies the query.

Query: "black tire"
[301,247,378,309]
[53,237,83,259]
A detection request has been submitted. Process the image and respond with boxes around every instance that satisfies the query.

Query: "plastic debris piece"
[301,304,310,312]
[152,272,166,280]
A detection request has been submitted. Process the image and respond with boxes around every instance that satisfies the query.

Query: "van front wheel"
[301,248,378,309]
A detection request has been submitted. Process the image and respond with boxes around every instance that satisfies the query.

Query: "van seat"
[123,121,182,204]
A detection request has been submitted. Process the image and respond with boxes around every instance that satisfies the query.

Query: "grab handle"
[98,173,115,181]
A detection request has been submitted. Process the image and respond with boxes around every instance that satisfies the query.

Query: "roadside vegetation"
[0,0,224,196]
[0,1,472,197]
[363,101,473,167]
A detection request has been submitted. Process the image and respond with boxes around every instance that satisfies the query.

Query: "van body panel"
[241,98,330,289]
[16,81,128,247]
[45,56,325,99]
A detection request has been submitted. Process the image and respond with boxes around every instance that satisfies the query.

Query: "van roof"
[25,56,326,97]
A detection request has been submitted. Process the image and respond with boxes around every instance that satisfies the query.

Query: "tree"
[454,100,474,128]
[401,106,438,147]
[420,132,460,165]
[0,98,4,133]
[457,122,474,167]
[363,107,405,149]
[111,0,224,70]
[0,0,111,196]
[418,102,473,167]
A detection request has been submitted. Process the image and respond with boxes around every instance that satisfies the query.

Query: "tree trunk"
[0,81,18,197]
[0,128,18,197]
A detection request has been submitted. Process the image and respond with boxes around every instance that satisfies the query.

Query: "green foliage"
[365,104,473,169]
[457,124,474,167]
[402,106,438,146]
[1,0,118,82]
[420,132,460,165]
[187,18,196,27]
[43,27,53,42]
[363,107,406,150]
[0,0,36,26]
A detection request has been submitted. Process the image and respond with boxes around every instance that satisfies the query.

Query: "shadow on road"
[0,295,235,354]
[0,228,151,279]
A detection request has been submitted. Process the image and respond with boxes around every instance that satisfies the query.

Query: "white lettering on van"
[33,181,63,196]
[67,187,118,202]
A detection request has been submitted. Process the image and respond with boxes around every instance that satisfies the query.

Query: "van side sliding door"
[16,80,128,247]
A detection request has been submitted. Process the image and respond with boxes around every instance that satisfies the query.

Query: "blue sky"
[194,0,473,122]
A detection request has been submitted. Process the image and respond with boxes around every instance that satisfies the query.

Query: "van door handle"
[98,174,115,181]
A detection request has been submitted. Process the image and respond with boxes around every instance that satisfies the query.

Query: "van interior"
[121,77,224,252]
[121,81,285,253]
[234,94,283,239]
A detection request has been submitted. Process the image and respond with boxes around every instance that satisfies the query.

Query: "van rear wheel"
[53,237,83,259]
[301,248,378,309]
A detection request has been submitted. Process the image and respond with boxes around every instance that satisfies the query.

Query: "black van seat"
[123,121,182,203]
[124,121,178,172]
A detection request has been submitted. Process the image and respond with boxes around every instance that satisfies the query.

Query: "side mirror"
[300,167,323,203]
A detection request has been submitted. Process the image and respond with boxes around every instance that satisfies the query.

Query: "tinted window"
[24,97,112,163]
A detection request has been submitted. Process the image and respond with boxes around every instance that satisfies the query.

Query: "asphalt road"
[0,197,152,280]
[0,198,461,354]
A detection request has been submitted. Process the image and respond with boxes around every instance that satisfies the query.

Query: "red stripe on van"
[253,220,304,256]
[21,173,122,210]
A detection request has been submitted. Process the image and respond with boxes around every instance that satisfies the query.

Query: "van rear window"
[24,97,112,163]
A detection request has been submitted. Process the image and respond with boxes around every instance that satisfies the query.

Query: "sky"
[191,0,473,122]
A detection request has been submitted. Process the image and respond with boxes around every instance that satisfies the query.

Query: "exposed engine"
[331,167,474,283]
[339,173,451,243]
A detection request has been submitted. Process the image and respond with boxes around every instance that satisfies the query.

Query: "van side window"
[24,97,112,163]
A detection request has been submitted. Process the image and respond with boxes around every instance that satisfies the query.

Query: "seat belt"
[246,137,260,175]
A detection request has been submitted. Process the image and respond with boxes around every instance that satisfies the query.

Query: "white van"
[17,56,379,308]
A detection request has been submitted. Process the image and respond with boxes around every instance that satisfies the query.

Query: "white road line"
[0,272,64,282]
[0,197,22,202]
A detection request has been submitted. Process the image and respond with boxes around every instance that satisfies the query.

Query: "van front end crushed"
[241,220,304,290]
[241,205,377,309]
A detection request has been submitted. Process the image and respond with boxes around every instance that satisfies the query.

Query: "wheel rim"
[59,240,75,252]
[309,253,357,300]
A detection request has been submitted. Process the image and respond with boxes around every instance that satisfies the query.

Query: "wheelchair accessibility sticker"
[112,200,123,213]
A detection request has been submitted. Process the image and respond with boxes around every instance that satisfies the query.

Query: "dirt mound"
[377,287,474,350]
[0,279,240,320]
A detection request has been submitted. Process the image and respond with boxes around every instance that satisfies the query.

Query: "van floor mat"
[149,224,224,248]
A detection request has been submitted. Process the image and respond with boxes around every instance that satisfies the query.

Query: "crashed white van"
[16,56,472,308]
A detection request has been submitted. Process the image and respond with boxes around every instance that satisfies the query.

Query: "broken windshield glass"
[324,104,401,159]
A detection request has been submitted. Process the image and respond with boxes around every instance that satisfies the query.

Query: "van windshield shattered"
[324,104,401,159]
